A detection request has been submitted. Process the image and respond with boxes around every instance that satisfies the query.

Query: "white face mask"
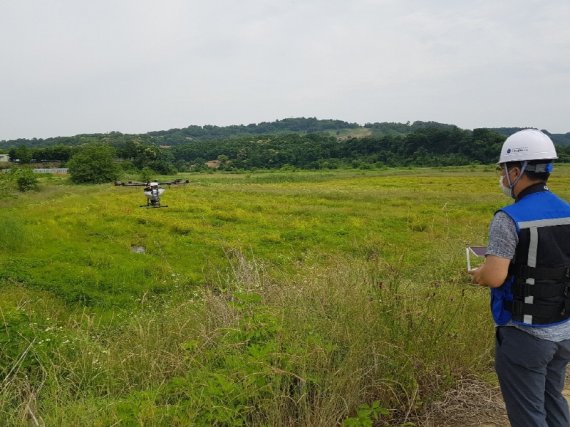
[499,175,513,198]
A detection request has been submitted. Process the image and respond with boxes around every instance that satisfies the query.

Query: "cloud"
[0,0,569,139]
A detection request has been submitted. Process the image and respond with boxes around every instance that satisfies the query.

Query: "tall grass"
[0,215,28,253]
[2,165,568,425]
[1,248,492,426]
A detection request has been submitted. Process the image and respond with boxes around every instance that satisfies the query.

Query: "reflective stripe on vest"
[491,190,570,326]
[518,218,570,324]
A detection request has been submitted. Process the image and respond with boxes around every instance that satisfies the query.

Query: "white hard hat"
[499,129,557,164]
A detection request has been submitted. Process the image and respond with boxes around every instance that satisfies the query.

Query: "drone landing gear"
[140,199,168,208]
[140,203,168,208]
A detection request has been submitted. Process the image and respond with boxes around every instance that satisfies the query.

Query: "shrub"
[15,169,38,192]
[139,167,154,182]
[68,143,120,184]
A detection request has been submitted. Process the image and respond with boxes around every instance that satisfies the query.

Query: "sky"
[1,0,569,140]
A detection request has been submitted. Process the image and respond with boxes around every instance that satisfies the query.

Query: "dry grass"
[415,377,508,426]
[415,352,570,426]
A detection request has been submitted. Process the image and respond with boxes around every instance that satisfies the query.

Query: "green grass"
[1,165,569,425]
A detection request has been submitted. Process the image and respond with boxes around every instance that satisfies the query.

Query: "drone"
[114,179,189,208]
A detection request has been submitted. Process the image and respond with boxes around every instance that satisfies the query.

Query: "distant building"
[0,154,9,162]
[205,160,221,169]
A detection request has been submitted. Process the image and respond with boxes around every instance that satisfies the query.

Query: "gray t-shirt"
[487,211,570,341]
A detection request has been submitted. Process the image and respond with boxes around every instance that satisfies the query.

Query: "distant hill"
[3,118,569,169]
[1,118,568,149]
[148,117,361,144]
[148,119,465,147]
[489,127,570,146]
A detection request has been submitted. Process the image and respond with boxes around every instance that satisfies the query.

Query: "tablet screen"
[468,246,487,257]
[466,246,487,271]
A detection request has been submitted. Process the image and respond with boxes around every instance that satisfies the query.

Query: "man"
[469,129,570,427]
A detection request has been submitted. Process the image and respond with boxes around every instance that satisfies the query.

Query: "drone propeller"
[114,179,189,187]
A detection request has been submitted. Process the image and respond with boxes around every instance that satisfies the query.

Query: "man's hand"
[468,255,511,288]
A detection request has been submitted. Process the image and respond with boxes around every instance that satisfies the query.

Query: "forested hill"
[1,118,569,149]
[149,117,360,141]
[2,118,570,172]
[147,119,462,144]
[0,118,451,148]
[488,128,570,146]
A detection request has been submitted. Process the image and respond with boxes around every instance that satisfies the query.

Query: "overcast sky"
[1,0,569,140]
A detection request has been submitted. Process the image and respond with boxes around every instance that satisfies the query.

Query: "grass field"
[1,165,569,425]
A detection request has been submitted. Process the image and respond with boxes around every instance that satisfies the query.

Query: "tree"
[67,143,120,183]
[8,146,33,163]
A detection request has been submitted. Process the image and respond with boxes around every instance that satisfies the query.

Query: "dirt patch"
[415,370,570,427]
[415,377,509,427]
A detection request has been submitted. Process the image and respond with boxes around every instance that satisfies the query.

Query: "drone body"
[115,179,189,208]
[143,182,166,207]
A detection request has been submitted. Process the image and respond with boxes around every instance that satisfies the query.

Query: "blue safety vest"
[491,186,570,326]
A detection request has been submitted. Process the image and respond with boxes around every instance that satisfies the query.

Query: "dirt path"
[419,372,570,426]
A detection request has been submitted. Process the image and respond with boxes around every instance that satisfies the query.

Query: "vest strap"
[504,300,570,324]
[512,281,570,299]
[515,265,570,282]
[504,299,570,324]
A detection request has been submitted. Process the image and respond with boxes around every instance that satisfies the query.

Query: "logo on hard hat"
[507,149,511,154]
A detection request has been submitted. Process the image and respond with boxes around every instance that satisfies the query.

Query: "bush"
[136,167,151,183]
[0,168,38,193]
[147,160,177,175]
[68,143,120,184]
[15,169,39,192]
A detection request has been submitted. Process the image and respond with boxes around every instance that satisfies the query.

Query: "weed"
[343,401,389,427]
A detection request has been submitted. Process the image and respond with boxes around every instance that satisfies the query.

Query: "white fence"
[2,168,69,174]
[32,168,68,174]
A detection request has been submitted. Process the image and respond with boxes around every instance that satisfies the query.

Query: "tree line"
[2,118,569,149]
[2,122,570,179]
